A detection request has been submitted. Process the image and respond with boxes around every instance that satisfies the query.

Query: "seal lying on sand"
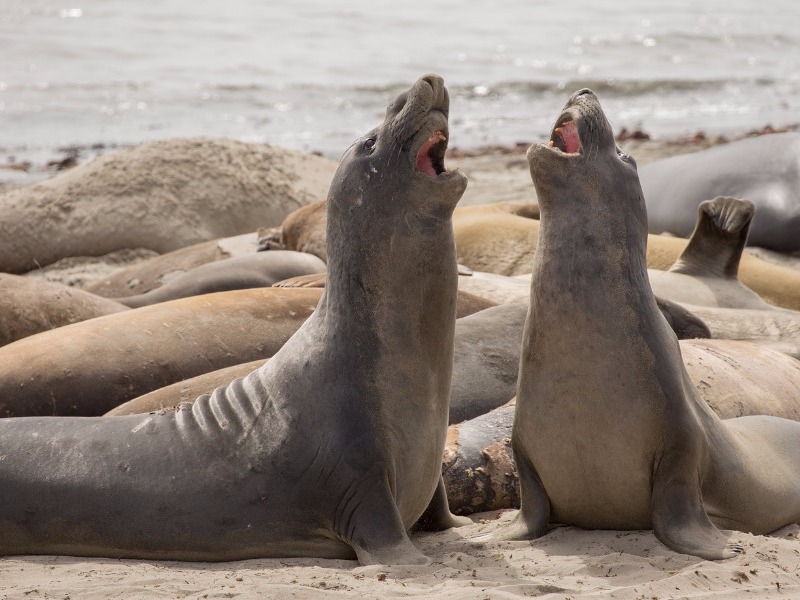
[498,89,800,560]
[0,287,321,418]
[108,302,525,420]
[113,251,326,308]
[0,281,493,418]
[85,232,260,298]
[264,199,540,263]
[0,274,128,347]
[648,196,790,311]
[0,74,468,564]
[640,132,800,252]
[0,138,337,274]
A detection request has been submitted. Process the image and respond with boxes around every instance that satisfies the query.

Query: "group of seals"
[0,75,469,564]
[2,77,799,566]
[495,88,800,560]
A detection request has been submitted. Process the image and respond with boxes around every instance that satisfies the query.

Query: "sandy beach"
[2,512,799,599]
[1,132,799,598]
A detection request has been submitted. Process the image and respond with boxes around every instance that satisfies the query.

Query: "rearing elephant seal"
[0,74,468,564]
[499,89,800,560]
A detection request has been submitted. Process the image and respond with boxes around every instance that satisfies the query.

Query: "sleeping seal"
[0,74,468,564]
[640,132,800,252]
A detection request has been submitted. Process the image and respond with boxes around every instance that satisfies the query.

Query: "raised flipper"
[413,477,472,531]
[344,475,430,565]
[669,196,755,279]
[651,447,743,560]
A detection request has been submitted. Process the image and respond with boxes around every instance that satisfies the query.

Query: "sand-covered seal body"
[0,75,468,564]
[640,132,800,252]
[504,90,800,560]
[0,139,337,274]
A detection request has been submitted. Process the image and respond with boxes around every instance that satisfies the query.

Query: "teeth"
[437,132,447,142]
[554,127,563,135]
[547,140,554,147]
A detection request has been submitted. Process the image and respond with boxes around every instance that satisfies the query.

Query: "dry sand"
[2,512,798,599]
[2,135,799,598]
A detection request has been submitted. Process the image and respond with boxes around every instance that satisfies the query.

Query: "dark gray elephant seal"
[640,132,800,252]
[114,251,326,308]
[498,89,800,560]
[0,74,468,564]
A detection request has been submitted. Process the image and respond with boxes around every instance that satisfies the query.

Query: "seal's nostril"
[421,74,443,91]
[575,88,593,97]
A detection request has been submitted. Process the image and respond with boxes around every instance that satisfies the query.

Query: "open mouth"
[547,119,581,154]
[416,131,448,177]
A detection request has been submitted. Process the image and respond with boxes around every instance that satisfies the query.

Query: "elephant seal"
[680,303,800,359]
[113,251,326,308]
[500,89,800,560]
[85,232,259,298]
[0,138,337,274]
[264,199,540,263]
[0,74,468,564]
[260,199,328,261]
[648,196,789,311]
[0,287,321,418]
[0,274,129,347]
[640,132,800,252]
[0,277,495,419]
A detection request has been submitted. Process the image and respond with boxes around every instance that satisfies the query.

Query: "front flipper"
[343,476,430,566]
[652,452,743,560]
[478,442,551,541]
[414,477,472,531]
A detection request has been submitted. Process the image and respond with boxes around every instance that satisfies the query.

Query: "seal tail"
[668,196,755,279]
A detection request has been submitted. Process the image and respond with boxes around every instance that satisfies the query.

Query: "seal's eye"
[364,138,376,151]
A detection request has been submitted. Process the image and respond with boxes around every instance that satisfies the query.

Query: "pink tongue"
[416,134,439,176]
[561,121,580,153]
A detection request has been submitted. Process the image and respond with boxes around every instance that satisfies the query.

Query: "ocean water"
[1,0,798,164]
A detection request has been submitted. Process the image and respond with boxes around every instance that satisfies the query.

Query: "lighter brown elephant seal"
[0,287,321,417]
[499,89,800,560]
[0,274,129,346]
[0,74,468,564]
